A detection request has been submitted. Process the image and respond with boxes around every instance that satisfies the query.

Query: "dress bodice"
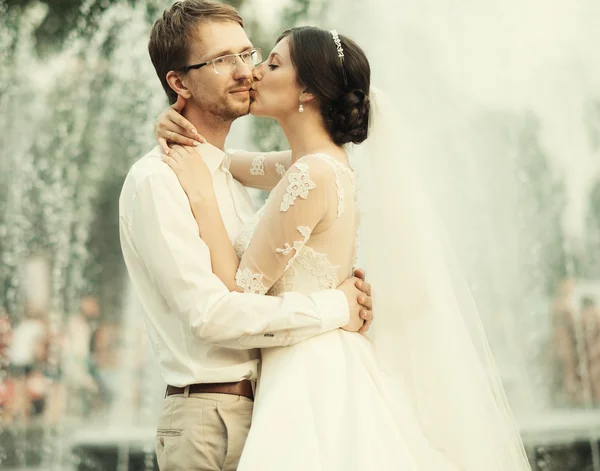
[233,153,359,296]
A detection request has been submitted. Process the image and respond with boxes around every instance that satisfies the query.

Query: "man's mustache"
[230,80,253,93]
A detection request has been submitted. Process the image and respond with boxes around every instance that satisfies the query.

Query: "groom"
[119,1,373,470]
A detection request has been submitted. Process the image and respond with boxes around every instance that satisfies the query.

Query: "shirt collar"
[194,142,231,174]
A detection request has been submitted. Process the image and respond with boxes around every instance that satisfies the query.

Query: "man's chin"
[239,102,251,117]
[225,97,250,118]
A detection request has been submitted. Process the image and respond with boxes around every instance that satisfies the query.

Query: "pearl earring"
[299,103,304,113]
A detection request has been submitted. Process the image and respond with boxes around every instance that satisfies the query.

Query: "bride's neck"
[183,106,232,151]
[279,111,339,164]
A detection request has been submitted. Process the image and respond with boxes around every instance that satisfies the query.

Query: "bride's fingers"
[172,145,194,161]
[355,279,371,297]
[170,145,188,159]
[359,321,371,334]
[157,129,190,155]
[162,108,206,143]
[158,136,170,155]
[157,118,195,143]
[171,145,197,160]
[161,154,179,170]
[358,314,372,334]
[165,125,201,148]
[358,295,372,310]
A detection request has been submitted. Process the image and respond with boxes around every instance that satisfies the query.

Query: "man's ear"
[166,70,192,100]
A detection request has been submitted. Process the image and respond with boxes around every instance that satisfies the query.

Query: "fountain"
[1,0,600,469]
[0,1,173,469]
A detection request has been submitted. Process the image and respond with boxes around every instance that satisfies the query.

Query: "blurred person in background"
[0,309,11,359]
[0,309,13,423]
[581,296,600,404]
[89,321,121,408]
[550,279,600,406]
[551,278,581,404]
[60,295,101,417]
[7,304,47,422]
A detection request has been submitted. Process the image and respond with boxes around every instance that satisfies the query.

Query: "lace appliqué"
[235,268,267,294]
[276,226,312,273]
[295,246,339,289]
[275,162,286,177]
[280,162,316,212]
[250,154,266,176]
[276,226,311,255]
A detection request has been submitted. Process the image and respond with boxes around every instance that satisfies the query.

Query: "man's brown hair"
[148,0,244,104]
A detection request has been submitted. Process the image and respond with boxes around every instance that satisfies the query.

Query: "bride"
[158,26,531,471]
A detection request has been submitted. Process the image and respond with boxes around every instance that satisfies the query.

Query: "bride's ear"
[166,71,193,100]
[300,89,316,104]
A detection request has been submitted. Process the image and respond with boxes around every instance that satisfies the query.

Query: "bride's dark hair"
[277,27,371,145]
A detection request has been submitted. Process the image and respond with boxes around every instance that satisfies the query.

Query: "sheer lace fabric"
[234,153,359,298]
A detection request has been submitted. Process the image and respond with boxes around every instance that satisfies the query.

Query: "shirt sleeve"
[227,149,291,190]
[234,155,349,341]
[123,168,348,350]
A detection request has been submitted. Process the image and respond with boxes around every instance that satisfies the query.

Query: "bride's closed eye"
[268,63,278,70]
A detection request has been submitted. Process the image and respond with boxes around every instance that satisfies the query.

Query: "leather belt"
[166,380,254,400]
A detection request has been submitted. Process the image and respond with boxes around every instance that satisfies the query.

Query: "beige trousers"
[156,391,253,471]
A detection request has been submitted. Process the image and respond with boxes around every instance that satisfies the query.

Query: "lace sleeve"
[235,155,337,294]
[227,149,291,190]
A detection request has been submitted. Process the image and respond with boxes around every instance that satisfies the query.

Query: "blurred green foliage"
[1,0,244,55]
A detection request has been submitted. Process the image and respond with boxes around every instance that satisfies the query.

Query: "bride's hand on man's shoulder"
[161,144,215,205]
[155,95,207,154]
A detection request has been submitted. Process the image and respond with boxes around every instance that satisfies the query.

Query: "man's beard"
[208,92,250,122]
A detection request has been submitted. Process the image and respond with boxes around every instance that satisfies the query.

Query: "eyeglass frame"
[176,48,263,74]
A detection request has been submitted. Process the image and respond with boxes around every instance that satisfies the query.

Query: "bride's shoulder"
[289,154,341,184]
[295,153,333,169]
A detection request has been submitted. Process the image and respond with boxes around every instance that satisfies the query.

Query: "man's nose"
[233,58,252,80]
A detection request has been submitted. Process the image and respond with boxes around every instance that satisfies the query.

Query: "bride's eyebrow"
[269,52,283,61]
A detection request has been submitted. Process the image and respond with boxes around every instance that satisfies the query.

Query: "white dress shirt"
[119,145,349,387]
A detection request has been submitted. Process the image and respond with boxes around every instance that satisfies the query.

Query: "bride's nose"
[252,62,265,82]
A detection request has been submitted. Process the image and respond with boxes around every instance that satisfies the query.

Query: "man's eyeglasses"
[178,48,262,75]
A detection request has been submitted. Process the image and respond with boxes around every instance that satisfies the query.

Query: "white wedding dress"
[231,152,459,471]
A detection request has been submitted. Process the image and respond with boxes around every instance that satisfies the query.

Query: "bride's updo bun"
[278,27,371,145]
[327,89,370,145]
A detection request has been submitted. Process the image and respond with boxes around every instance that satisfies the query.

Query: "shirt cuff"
[310,290,350,334]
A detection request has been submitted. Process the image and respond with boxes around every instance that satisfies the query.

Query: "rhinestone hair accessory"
[329,29,348,87]
[330,30,344,59]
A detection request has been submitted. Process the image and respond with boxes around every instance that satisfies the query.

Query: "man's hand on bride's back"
[338,272,373,334]
[155,95,207,153]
